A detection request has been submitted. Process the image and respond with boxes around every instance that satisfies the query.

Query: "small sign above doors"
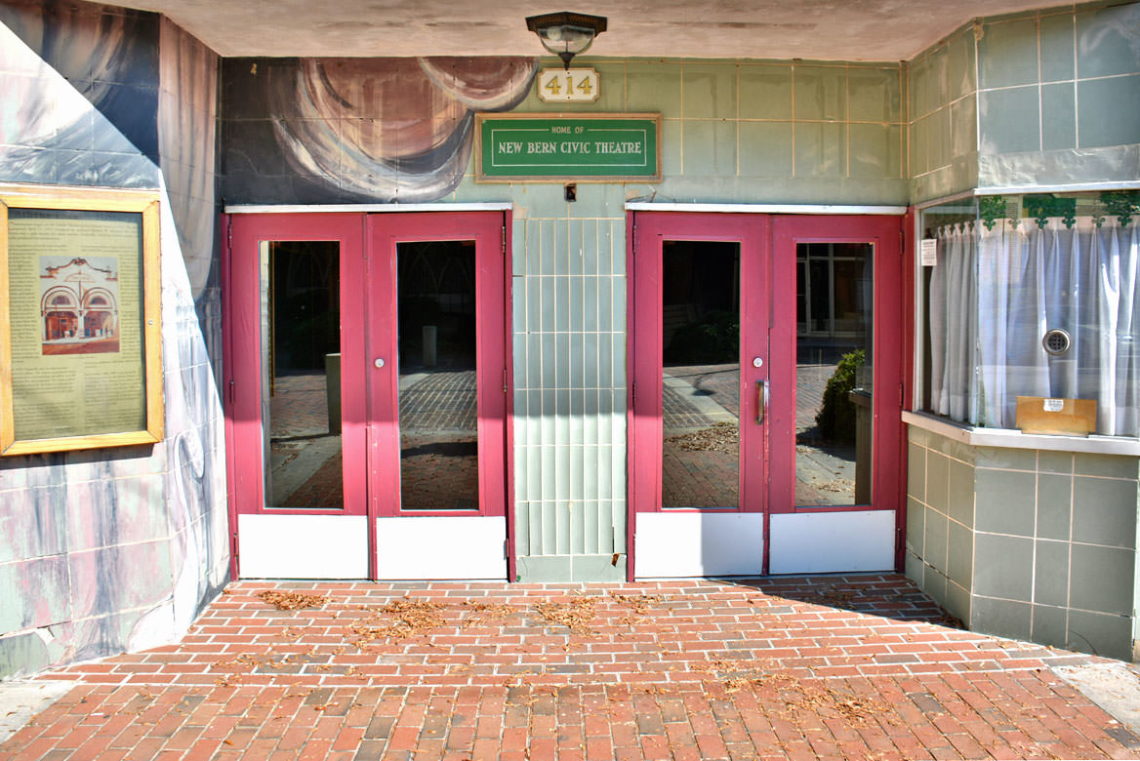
[536,68,600,103]
[475,113,661,182]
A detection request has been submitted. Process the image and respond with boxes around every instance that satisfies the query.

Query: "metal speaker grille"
[1043,329,1071,356]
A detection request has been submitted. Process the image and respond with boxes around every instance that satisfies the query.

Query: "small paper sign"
[1043,398,1065,412]
[920,238,938,267]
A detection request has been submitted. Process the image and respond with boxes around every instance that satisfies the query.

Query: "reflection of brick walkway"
[399,433,479,510]
[271,373,330,437]
[14,576,1134,761]
[277,434,479,511]
[273,364,853,510]
[400,370,476,431]
[662,437,738,507]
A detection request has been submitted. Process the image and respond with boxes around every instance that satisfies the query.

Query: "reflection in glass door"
[368,212,508,522]
[661,241,741,508]
[629,212,770,522]
[261,241,345,509]
[397,241,479,510]
[795,243,874,505]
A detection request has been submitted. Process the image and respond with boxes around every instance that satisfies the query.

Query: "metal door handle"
[756,379,768,424]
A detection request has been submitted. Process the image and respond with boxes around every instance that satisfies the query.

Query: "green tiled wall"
[908,25,979,203]
[975,2,1140,189]
[906,427,1138,661]
[451,58,908,580]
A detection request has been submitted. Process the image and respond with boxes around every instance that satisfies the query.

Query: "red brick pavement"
[5,575,1138,760]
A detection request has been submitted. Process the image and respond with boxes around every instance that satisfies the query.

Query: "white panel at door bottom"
[239,514,369,579]
[634,513,764,577]
[376,517,507,580]
[768,510,895,574]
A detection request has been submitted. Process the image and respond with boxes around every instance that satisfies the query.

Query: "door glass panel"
[661,241,740,509]
[796,242,873,506]
[262,241,344,509]
[397,241,479,510]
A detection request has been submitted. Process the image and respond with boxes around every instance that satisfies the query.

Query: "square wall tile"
[625,62,682,116]
[1037,451,1073,474]
[1036,473,1072,541]
[794,122,845,177]
[683,64,736,119]
[1031,604,1069,649]
[949,96,977,159]
[849,124,901,179]
[979,18,1039,89]
[906,498,924,556]
[738,122,793,177]
[1039,14,1075,82]
[794,65,846,121]
[923,509,948,573]
[682,120,737,177]
[946,30,977,102]
[975,446,1036,470]
[739,65,793,120]
[907,443,926,502]
[979,86,1041,154]
[660,119,683,177]
[1065,609,1133,661]
[1072,476,1137,549]
[1033,540,1069,607]
[1073,453,1138,479]
[1069,544,1134,615]
[947,459,975,528]
[925,451,950,514]
[973,533,1033,601]
[974,469,1035,536]
[1076,4,1140,79]
[970,595,1032,640]
[948,521,973,588]
[1078,75,1140,149]
[847,67,901,123]
[927,108,950,170]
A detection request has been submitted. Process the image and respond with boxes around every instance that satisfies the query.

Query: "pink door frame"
[223,211,513,581]
[626,211,907,577]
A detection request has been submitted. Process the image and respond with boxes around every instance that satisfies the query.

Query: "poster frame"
[0,184,163,455]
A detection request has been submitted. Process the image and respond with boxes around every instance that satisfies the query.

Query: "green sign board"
[476,114,661,181]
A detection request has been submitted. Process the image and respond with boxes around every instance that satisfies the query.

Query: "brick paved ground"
[5,575,1139,760]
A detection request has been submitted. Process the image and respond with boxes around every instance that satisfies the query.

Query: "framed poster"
[0,185,163,455]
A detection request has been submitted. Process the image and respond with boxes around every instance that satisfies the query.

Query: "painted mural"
[222,57,537,203]
[0,0,228,678]
[0,0,160,187]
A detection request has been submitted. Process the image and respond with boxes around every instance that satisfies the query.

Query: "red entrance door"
[225,211,510,580]
[365,213,509,521]
[628,211,904,577]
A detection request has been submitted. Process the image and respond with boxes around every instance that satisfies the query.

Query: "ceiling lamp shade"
[525,11,608,69]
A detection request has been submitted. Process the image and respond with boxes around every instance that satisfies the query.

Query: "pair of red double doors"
[225,211,509,578]
[629,212,905,558]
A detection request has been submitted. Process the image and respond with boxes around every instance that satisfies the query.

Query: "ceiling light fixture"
[525,11,607,70]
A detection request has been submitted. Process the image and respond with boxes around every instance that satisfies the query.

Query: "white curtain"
[930,216,1139,437]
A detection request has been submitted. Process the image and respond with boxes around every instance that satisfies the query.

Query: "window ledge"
[901,411,1140,457]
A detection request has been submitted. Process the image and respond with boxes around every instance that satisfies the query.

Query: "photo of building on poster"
[39,255,121,355]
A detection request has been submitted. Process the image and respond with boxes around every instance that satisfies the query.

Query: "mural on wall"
[0,0,228,678]
[158,16,217,296]
[0,0,160,187]
[222,57,537,203]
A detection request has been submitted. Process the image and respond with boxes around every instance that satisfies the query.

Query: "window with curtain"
[925,192,1139,438]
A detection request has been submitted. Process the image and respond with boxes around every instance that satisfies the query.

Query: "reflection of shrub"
[815,349,865,442]
[667,310,738,363]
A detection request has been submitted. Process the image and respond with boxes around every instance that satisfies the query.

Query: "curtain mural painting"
[222,57,537,204]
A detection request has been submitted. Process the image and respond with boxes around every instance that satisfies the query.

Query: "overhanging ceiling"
[108,0,1056,61]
